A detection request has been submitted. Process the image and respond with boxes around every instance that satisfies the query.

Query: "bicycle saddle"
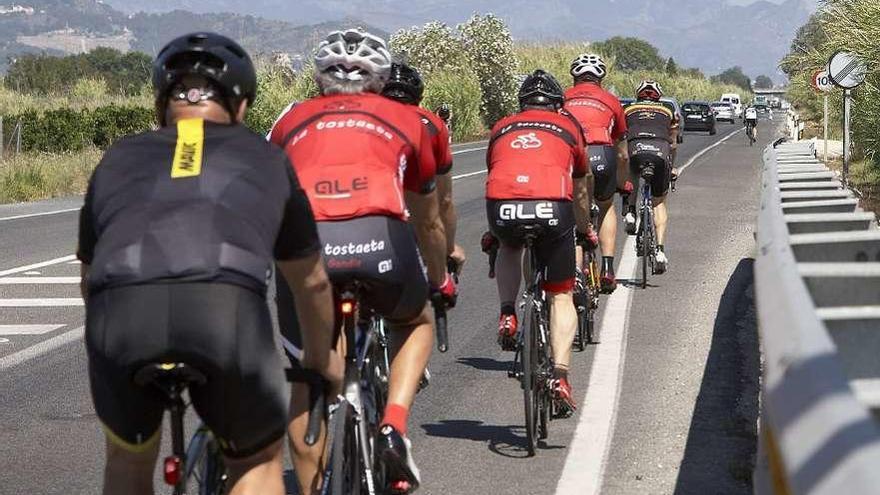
[133,362,207,389]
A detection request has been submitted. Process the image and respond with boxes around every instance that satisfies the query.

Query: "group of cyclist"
[77,28,680,495]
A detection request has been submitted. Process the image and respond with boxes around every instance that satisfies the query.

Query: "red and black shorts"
[628,138,672,197]
[276,215,429,364]
[486,199,576,294]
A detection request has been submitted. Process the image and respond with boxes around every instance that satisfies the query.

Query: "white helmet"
[315,29,392,81]
[570,53,607,80]
[636,80,663,101]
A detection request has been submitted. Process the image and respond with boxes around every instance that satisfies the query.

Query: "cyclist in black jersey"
[623,80,676,273]
[78,32,338,495]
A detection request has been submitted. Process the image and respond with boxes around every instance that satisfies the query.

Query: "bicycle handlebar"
[432,257,460,353]
[286,367,327,446]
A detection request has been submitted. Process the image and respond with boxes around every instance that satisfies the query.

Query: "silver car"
[660,97,685,144]
[711,102,736,123]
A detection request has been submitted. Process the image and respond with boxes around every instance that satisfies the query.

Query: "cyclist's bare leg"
[496,243,524,305]
[102,434,160,495]
[597,198,616,257]
[549,292,577,372]
[224,439,286,495]
[288,383,326,495]
[653,194,669,246]
[386,307,434,418]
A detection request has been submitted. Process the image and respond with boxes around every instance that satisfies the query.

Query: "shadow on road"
[421,419,564,458]
[673,258,760,494]
[456,357,511,372]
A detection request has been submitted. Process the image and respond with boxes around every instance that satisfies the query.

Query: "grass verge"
[0,147,101,203]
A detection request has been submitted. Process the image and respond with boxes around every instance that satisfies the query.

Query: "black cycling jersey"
[78,119,321,295]
[624,101,674,142]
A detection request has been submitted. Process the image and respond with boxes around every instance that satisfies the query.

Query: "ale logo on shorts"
[510,132,542,150]
[499,202,556,221]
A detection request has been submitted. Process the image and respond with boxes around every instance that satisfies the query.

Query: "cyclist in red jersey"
[268,29,454,494]
[486,70,593,413]
[382,62,465,269]
[564,54,629,293]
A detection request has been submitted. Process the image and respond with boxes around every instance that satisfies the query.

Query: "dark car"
[681,101,717,135]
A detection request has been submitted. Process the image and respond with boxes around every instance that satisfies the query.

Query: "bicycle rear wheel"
[184,427,226,495]
[521,293,539,457]
[327,402,363,495]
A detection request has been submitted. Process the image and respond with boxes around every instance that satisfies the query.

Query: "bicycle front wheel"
[184,427,226,495]
[520,293,539,457]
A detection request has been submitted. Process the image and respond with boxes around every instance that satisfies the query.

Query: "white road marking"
[0,207,80,222]
[452,145,488,156]
[556,236,637,495]
[0,326,84,372]
[0,255,76,277]
[67,260,81,265]
[0,277,80,284]
[23,271,41,276]
[0,324,65,335]
[0,338,8,344]
[677,127,744,176]
[0,298,83,307]
[452,170,488,181]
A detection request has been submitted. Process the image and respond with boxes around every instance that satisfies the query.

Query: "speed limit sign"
[812,69,834,93]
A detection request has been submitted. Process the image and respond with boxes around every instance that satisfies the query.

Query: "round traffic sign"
[812,69,834,92]
[828,51,867,89]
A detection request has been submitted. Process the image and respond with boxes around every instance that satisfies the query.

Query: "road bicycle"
[635,166,659,289]
[573,205,600,351]
[506,225,557,457]
[133,363,226,495]
[745,120,757,146]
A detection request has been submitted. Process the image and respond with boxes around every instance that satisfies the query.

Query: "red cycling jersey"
[268,93,437,222]
[563,82,627,146]
[486,109,588,201]
[413,106,454,175]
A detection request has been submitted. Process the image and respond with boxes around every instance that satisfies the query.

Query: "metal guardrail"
[754,141,880,494]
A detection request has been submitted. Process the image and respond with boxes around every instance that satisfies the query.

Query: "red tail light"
[341,300,355,315]
[164,455,182,486]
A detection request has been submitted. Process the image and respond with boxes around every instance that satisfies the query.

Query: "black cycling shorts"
[486,199,576,294]
[85,283,288,458]
[276,215,429,364]
[589,145,618,202]
[629,138,672,198]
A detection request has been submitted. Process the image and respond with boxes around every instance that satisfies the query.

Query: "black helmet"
[153,32,257,125]
[518,70,564,109]
[382,63,425,104]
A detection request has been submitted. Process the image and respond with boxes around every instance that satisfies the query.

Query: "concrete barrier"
[754,141,880,494]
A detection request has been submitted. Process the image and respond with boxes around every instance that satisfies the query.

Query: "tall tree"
[592,36,664,72]
[754,75,773,89]
[711,66,752,91]
[665,57,679,75]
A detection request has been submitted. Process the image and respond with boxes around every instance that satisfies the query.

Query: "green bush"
[421,69,484,141]
[91,105,156,148]
[5,105,156,152]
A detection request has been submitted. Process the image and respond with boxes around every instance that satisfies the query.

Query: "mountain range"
[102,0,816,81]
[0,0,815,81]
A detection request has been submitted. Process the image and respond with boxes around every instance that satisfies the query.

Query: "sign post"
[811,69,834,161]
[828,51,867,187]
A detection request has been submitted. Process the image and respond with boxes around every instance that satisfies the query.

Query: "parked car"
[711,101,736,123]
[681,101,717,135]
[660,97,685,144]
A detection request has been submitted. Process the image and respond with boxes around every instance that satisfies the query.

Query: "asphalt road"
[0,116,777,494]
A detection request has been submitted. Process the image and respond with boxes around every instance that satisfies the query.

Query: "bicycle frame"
[636,175,657,289]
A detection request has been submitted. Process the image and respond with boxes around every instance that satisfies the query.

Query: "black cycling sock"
[500,303,516,316]
[602,256,614,273]
[657,244,665,252]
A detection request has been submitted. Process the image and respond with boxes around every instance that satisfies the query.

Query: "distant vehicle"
[770,97,781,109]
[619,97,635,108]
[720,93,743,118]
[781,100,791,110]
[710,101,736,123]
[660,97,685,144]
[681,101,717,135]
[755,95,768,107]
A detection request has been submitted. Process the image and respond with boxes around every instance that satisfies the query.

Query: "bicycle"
[745,120,756,146]
[505,225,557,457]
[573,205,600,351]
[133,363,226,495]
[634,166,659,289]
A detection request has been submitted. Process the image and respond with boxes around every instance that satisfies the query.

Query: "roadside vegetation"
[1,14,750,203]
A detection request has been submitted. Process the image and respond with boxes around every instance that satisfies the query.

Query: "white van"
[720,93,743,118]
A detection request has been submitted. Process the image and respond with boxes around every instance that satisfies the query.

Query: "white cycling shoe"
[624,212,637,235]
[654,249,669,275]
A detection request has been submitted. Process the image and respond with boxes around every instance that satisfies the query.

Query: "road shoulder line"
[0,326,84,372]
